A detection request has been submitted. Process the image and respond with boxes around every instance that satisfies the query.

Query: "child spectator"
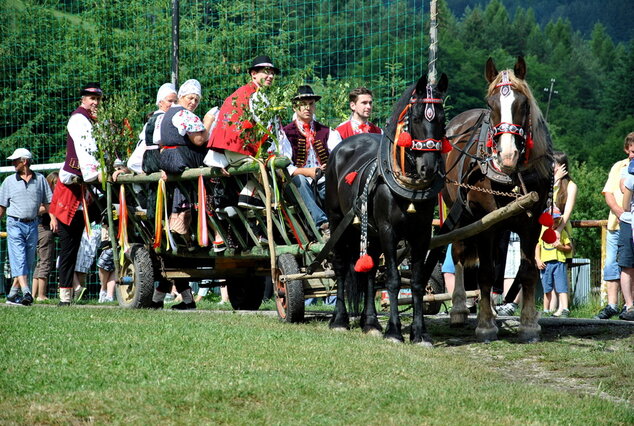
[535,207,573,317]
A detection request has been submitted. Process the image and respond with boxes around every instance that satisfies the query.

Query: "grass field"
[1,304,633,425]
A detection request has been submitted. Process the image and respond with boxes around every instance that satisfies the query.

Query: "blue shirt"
[0,172,52,220]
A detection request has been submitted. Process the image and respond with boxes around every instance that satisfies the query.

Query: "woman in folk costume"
[206,55,287,209]
[281,85,342,236]
[49,83,104,306]
[152,79,215,310]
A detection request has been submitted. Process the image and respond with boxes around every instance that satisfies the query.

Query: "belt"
[9,216,36,223]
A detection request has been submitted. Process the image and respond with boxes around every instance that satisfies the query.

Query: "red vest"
[335,120,381,139]
[49,181,82,226]
[208,82,260,156]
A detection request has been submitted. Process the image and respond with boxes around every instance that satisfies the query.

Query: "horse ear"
[415,74,429,95]
[437,73,448,94]
[485,57,498,83]
[514,56,527,80]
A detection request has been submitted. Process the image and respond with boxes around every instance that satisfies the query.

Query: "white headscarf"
[177,79,202,98]
[156,83,177,106]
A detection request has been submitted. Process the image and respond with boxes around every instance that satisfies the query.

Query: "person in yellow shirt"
[536,207,573,317]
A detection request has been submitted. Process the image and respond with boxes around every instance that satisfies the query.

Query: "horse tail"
[345,264,364,317]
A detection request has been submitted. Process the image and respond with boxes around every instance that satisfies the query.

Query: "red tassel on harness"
[344,171,358,185]
[538,212,554,228]
[441,137,452,153]
[354,254,374,272]
[242,121,254,130]
[525,133,534,161]
[486,135,493,148]
[541,228,557,244]
[397,132,412,147]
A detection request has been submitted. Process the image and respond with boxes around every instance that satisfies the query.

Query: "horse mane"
[487,70,553,178]
[384,81,417,140]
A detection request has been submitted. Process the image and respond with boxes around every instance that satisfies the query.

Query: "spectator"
[536,207,573,317]
[335,87,382,139]
[96,226,116,303]
[0,148,53,306]
[72,222,101,301]
[32,171,59,301]
[595,132,634,319]
[281,85,342,236]
[49,82,105,306]
[544,151,577,312]
[616,157,634,321]
[494,232,523,316]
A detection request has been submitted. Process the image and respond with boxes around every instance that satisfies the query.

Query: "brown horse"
[442,57,553,342]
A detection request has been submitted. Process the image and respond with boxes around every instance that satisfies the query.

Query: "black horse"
[443,57,553,342]
[325,73,448,345]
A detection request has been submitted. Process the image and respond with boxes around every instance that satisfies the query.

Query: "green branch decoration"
[92,93,141,189]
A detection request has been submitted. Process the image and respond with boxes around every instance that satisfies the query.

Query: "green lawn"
[1,305,633,425]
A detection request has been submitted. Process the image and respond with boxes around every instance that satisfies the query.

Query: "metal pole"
[171,0,180,88]
[427,0,438,85]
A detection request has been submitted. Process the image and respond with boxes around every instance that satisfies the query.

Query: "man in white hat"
[0,148,53,306]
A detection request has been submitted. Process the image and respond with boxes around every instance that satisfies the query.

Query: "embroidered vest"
[160,106,192,147]
[145,111,164,146]
[62,107,94,177]
[283,121,331,167]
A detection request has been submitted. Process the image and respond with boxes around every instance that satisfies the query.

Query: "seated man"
[335,87,382,139]
[282,85,341,236]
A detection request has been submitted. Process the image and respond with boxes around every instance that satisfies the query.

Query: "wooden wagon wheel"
[275,253,305,323]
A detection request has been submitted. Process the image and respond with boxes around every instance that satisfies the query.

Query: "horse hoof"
[385,336,404,344]
[415,340,433,348]
[518,326,541,343]
[330,326,348,333]
[475,327,498,343]
[450,312,468,327]
[364,328,382,337]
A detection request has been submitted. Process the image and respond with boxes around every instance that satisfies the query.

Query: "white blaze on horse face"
[497,90,519,170]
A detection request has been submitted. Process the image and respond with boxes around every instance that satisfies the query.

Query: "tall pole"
[171,0,180,88]
[543,78,558,122]
[427,0,438,85]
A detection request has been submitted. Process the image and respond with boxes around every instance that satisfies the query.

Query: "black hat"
[80,82,103,97]
[292,85,322,102]
[248,55,280,75]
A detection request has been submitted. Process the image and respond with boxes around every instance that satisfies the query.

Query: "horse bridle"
[395,85,450,153]
[486,72,534,163]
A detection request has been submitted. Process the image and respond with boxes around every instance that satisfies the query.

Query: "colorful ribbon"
[197,175,209,247]
[117,185,129,265]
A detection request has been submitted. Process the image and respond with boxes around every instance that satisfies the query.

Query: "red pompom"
[526,134,534,149]
[441,137,452,153]
[354,254,374,272]
[541,228,557,244]
[486,136,493,148]
[538,212,554,228]
[242,121,254,129]
[344,171,358,185]
[397,132,412,147]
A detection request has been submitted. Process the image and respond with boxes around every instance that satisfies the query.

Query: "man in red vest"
[49,82,104,306]
[208,55,283,161]
[207,55,287,208]
[335,87,382,140]
[281,85,342,235]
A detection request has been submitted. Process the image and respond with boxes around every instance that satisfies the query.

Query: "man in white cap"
[0,148,53,306]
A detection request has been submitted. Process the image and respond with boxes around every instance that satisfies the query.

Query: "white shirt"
[59,112,100,184]
[281,120,342,176]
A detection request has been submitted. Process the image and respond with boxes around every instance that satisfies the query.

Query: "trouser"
[57,213,86,288]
